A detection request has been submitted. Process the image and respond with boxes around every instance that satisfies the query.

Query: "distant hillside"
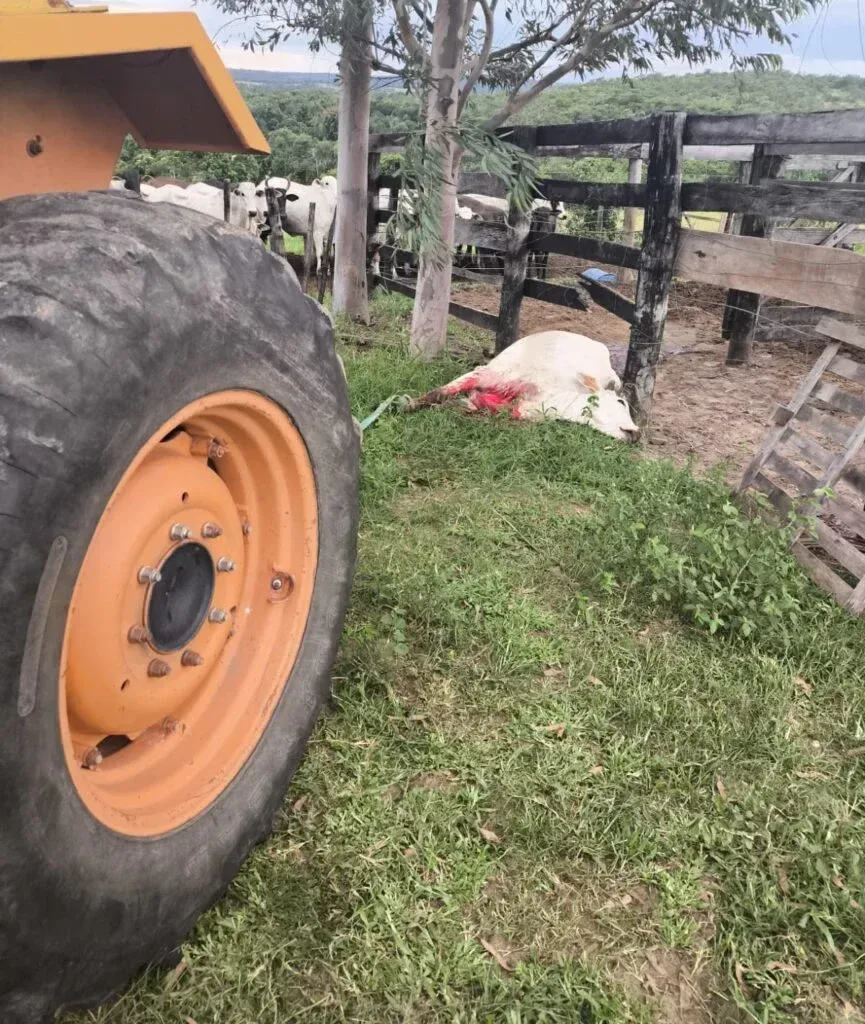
[230,68,400,90]
[467,70,865,123]
[122,70,865,184]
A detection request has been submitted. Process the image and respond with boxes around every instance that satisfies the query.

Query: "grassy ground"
[70,295,865,1024]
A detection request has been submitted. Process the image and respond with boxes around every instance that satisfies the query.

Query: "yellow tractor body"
[0,1,269,200]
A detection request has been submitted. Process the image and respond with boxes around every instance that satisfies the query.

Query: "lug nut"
[241,520,252,536]
[81,746,103,769]
[216,557,236,573]
[208,608,228,624]
[169,523,192,541]
[190,436,229,460]
[138,566,162,585]
[271,576,284,592]
[201,522,223,539]
[148,659,172,678]
[181,650,204,667]
[127,625,149,644]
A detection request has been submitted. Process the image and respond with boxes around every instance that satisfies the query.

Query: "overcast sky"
[109,0,865,78]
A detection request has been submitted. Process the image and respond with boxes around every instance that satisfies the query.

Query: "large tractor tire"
[0,192,359,1022]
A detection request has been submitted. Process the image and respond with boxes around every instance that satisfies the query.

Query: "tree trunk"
[409,0,468,359]
[332,0,372,320]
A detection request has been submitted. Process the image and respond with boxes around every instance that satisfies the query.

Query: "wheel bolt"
[169,523,191,541]
[127,625,149,644]
[181,650,204,667]
[138,566,162,585]
[148,659,172,678]
[208,608,228,624]
[81,746,103,769]
[216,557,236,573]
[201,522,223,539]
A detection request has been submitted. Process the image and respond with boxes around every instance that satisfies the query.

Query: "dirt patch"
[452,278,821,483]
[613,947,743,1024]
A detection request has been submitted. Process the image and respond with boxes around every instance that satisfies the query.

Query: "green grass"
[67,294,865,1024]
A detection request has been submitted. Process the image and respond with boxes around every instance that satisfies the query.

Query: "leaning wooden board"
[740,317,865,613]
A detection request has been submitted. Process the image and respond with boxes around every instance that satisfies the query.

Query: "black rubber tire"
[0,192,359,1022]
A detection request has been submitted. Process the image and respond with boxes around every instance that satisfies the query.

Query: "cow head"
[578,387,639,442]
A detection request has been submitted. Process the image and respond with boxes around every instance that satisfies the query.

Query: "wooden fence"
[367,108,865,422]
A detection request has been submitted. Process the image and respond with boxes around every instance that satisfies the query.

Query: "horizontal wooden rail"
[577,273,636,323]
[370,273,500,332]
[370,110,865,155]
[676,229,865,318]
[522,278,589,311]
[528,232,641,268]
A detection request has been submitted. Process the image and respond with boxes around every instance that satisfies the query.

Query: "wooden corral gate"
[368,110,865,424]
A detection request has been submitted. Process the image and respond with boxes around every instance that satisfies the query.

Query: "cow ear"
[285,193,301,203]
[577,373,600,392]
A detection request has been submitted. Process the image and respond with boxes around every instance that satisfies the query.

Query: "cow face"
[581,390,639,442]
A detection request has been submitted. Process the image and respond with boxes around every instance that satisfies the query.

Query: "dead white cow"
[412,330,639,441]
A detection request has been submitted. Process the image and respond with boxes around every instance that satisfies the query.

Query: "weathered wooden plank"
[533,118,654,148]
[675,231,865,319]
[578,273,636,323]
[752,470,794,511]
[536,145,853,167]
[847,575,865,613]
[369,274,499,332]
[782,429,834,471]
[680,180,865,221]
[816,316,865,352]
[740,341,842,491]
[824,496,865,542]
[522,277,590,311]
[765,449,820,494]
[265,188,285,258]
[819,222,859,248]
[813,518,865,578]
[764,143,865,157]
[811,381,865,418]
[722,146,786,365]
[301,201,316,292]
[792,541,854,604]
[774,228,865,245]
[795,402,853,445]
[537,180,646,206]
[496,202,532,352]
[527,231,641,268]
[623,112,686,425]
[685,109,865,146]
[828,352,865,386]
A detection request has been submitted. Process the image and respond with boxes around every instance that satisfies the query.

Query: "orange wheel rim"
[60,390,318,837]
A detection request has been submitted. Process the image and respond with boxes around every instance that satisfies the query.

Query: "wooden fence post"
[366,149,382,273]
[318,212,337,305]
[265,188,285,258]
[623,111,686,426]
[301,201,317,292]
[724,146,786,366]
[495,199,532,352]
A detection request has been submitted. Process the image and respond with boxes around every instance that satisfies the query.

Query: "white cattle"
[457,193,559,222]
[120,180,258,234]
[255,176,336,270]
[412,331,639,441]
